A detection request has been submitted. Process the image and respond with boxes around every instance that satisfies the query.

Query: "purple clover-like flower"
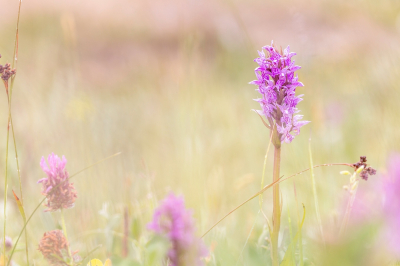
[250,41,309,144]
[38,153,77,212]
[5,236,12,251]
[147,193,208,266]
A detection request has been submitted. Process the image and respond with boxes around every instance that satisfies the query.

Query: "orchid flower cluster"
[148,193,208,266]
[250,42,309,143]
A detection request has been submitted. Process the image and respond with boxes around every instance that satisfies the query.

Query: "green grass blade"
[280,205,306,266]
[293,181,303,266]
[308,138,325,245]
[287,205,296,265]
[235,210,260,266]
[202,163,353,238]
[259,128,273,209]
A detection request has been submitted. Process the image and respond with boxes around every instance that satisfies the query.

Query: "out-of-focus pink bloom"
[148,193,208,266]
[5,236,12,251]
[382,153,400,256]
[38,153,77,212]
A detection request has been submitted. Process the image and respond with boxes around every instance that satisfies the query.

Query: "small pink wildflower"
[38,153,77,212]
[148,193,208,266]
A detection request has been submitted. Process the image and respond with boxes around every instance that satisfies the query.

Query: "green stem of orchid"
[271,143,281,266]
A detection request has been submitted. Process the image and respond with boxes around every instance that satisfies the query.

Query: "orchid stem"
[271,145,281,266]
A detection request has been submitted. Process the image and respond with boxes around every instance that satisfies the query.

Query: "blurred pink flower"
[148,193,207,266]
[382,153,400,256]
[4,236,12,251]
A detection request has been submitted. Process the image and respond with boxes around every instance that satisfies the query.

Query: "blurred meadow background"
[1,0,400,265]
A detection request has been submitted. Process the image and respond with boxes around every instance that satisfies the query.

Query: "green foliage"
[144,235,169,266]
[131,217,142,240]
[314,224,379,266]
[280,205,306,266]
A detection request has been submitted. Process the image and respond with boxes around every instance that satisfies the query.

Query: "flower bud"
[356,165,365,174]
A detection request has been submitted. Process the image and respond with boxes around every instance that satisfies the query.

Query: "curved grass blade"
[308,139,325,245]
[7,0,26,263]
[201,163,353,238]
[12,190,26,221]
[234,210,260,266]
[280,204,306,266]
[293,181,303,266]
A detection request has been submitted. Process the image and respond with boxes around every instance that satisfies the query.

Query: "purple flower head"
[382,154,400,256]
[4,236,12,251]
[148,193,208,266]
[38,153,77,212]
[38,230,70,265]
[250,41,309,144]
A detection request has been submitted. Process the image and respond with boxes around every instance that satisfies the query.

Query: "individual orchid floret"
[147,193,208,266]
[250,41,309,144]
[38,153,77,212]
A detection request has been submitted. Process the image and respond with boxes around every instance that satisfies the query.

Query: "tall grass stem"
[293,181,304,266]
[235,210,260,266]
[9,0,29,264]
[308,139,325,246]
[259,132,274,209]
[339,173,359,236]
[201,163,353,238]
[3,92,11,266]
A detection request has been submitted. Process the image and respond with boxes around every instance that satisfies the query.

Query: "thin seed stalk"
[339,173,359,236]
[9,67,28,266]
[3,92,11,266]
[9,117,28,262]
[6,79,28,265]
[9,0,28,263]
[271,144,281,266]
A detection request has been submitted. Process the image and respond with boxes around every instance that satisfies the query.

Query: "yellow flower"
[87,259,112,266]
[0,254,9,266]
